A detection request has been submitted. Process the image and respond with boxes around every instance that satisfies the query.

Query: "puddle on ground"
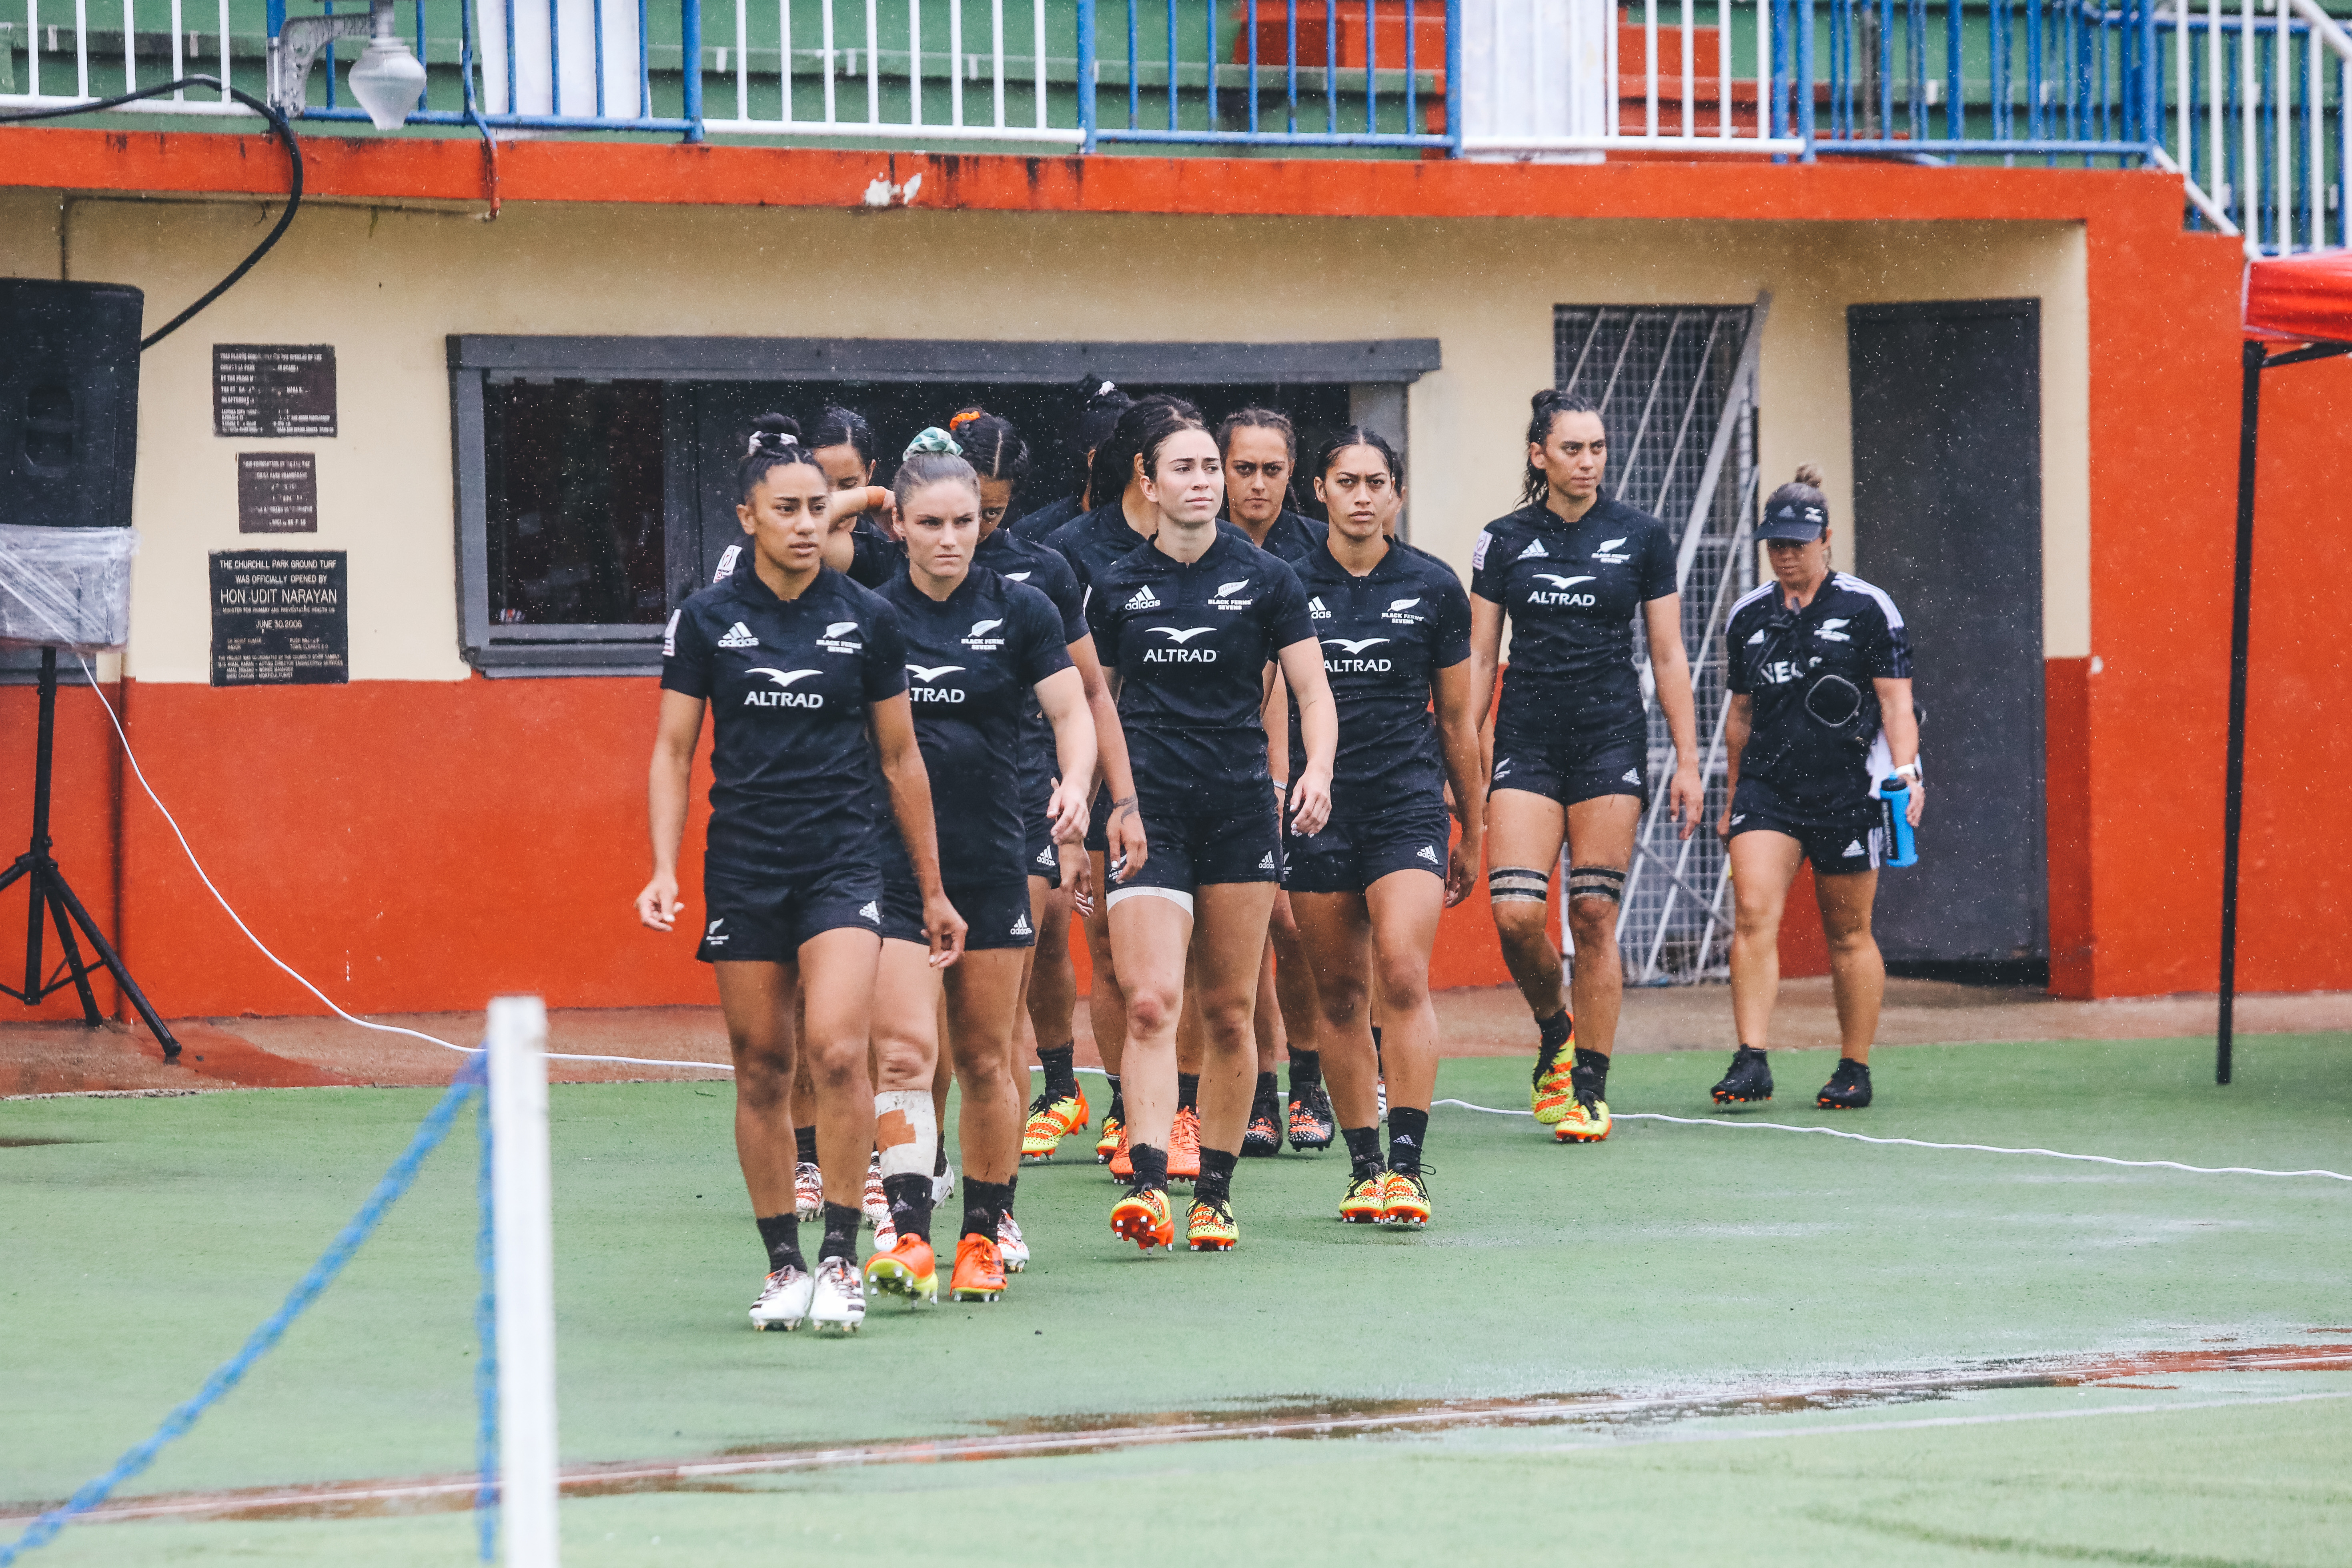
[25,1340,2350,1526]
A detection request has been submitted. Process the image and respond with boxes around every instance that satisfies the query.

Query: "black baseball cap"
[1757,496,1828,543]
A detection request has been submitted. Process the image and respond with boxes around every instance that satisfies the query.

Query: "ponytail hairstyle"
[809,404,876,469]
[736,412,823,501]
[1313,424,1404,488]
[1072,379,1134,501]
[1520,389,1603,507]
[1092,393,1203,507]
[947,406,1031,483]
[1761,464,1830,533]
[1216,407,1298,463]
[891,427,982,515]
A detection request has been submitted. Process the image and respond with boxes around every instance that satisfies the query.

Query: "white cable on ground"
[1430,1097,2352,1182]
[74,659,730,1075]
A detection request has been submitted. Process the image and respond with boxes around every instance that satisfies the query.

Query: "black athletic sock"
[932,1140,950,1178]
[1038,1043,1079,1101]
[1004,1172,1018,1216]
[1571,1046,1610,1100]
[1105,1073,1124,1124]
[962,1178,1013,1242]
[1287,1047,1322,1095]
[1387,1107,1429,1175]
[1194,1147,1239,1208]
[881,1171,933,1248]
[1128,1142,1169,1193]
[1252,1070,1278,1106]
[819,1201,860,1264]
[1177,1072,1200,1112]
[1341,1125,1384,1182]
[1534,1010,1574,1076]
[793,1125,818,1165]
[755,1214,803,1274]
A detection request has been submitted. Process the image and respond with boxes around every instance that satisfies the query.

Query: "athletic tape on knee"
[1567,865,1627,905]
[874,1089,937,1180]
[1105,885,1194,914]
[1488,866,1551,905]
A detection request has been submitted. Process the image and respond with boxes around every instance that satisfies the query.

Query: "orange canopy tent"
[2216,255,2352,1083]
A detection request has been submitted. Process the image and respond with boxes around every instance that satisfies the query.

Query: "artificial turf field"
[4,1034,2349,1566]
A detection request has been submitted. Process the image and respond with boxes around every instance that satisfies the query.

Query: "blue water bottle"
[1878,777,1919,868]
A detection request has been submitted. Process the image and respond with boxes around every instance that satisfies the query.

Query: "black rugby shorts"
[697,861,884,963]
[1283,797,1453,896]
[1725,777,1882,875]
[1489,728,1649,810]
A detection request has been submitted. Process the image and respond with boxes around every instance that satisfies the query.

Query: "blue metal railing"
[0,0,2342,248]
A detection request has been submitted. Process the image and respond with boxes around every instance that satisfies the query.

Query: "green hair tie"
[904,427,963,457]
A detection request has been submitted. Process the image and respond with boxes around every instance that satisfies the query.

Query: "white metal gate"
[1551,293,1768,985]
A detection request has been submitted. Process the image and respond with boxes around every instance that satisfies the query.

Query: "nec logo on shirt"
[1590,535,1632,565]
[962,618,1006,651]
[1208,579,1255,611]
[817,621,862,654]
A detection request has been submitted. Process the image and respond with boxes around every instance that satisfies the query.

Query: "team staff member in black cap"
[1217,408,1337,1155]
[1086,409,1337,1254]
[861,429,1097,1308]
[638,415,962,1337]
[1711,465,1921,1112]
[1282,428,1484,1229]
[1467,390,1705,1145]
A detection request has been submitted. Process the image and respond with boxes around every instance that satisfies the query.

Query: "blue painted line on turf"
[0,1055,490,1565]
[1431,1099,2352,1183]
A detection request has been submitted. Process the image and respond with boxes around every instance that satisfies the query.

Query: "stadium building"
[3,0,2348,1024]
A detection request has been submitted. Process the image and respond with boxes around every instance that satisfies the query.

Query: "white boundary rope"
[75,660,730,1075]
[1432,1097,2352,1182]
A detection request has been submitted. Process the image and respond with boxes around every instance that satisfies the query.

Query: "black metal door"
[1847,300,2047,970]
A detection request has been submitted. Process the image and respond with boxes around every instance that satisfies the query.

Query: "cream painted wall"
[46,197,2089,681]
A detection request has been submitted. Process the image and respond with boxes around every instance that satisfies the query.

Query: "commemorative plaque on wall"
[212,345,337,438]
[235,453,319,533]
[209,551,349,687]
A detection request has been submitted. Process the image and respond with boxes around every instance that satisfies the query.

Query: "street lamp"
[268,0,429,130]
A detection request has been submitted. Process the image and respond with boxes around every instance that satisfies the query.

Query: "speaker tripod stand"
[1,647,178,1058]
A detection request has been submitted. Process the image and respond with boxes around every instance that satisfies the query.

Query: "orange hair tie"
[948,410,984,431]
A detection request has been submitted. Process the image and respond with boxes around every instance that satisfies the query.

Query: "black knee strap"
[1488,866,1550,905]
[1567,865,1626,905]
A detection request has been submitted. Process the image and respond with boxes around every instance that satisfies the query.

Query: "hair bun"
[904,426,965,459]
[747,413,802,455]
[1793,463,1825,488]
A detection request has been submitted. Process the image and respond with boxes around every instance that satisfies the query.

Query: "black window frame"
[449,335,1438,677]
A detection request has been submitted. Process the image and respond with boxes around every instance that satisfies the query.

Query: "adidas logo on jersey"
[1516,539,1550,561]
[717,621,759,648]
[1622,768,1641,785]
[1416,844,1439,864]
[1126,586,1162,611]
[1308,596,1332,620]
[859,901,880,923]
[1258,851,1276,870]
[1843,840,1865,857]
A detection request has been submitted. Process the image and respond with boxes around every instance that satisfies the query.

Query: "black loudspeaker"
[0,278,144,530]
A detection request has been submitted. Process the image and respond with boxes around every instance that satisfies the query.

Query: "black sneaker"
[1241,1088,1283,1157]
[1817,1058,1872,1109]
[1711,1046,1773,1104]
[1286,1081,1336,1151]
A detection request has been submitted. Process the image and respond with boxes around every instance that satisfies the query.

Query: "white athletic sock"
[874,1089,937,1182]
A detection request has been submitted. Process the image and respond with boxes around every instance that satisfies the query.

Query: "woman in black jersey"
[1468,390,1705,1145]
[637,416,962,1336]
[1284,429,1484,1229]
[1711,467,1921,1113]
[860,430,1098,1308]
[1217,408,1336,1155]
[1086,410,1338,1254]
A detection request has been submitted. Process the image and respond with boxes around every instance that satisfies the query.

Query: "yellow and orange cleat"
[1552,1093,1612,1143]
[1168,1106,1202,1182]
[1185,1197,1239,1252]
[1380,1169,1432,1227]
[1022,1087,1090,1162]
[1107,1119,1134,1180]
[1110,1186,1175,1251]
[1338,1171,1387,1224]
[1095,1113,1125,1166]
[861,1234,938,1304]
[948,1233,1007,1302]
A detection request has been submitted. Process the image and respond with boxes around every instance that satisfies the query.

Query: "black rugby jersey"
[1468,497,1679,740]
[1086,531,1315,813]
[661,567,908,877]
[844,517,904,590]
[1047,503,1253,606]
[1244,508,1328,564]
[876,567,1073,886]
[1289,539,1473,819]
[1008,492,1082,544]
[1726,572,1912,809]
[976,525,1089,777]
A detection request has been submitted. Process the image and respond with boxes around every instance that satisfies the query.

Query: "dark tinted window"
[486,380,665,625]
